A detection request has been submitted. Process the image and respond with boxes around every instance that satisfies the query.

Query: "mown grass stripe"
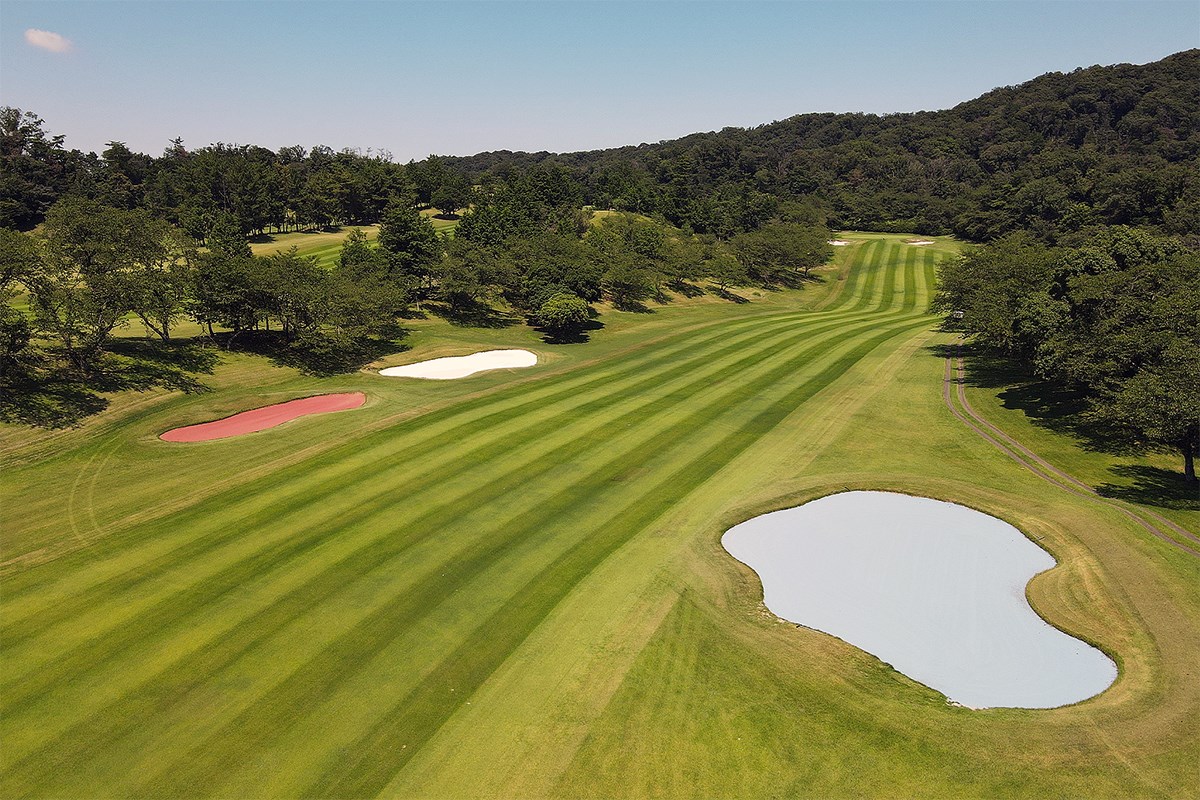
[824,242,871,313]
[124,308,931,799]
[3,240,887,610]
[2,241,926,796]
[301,315,936,799]
[849,240,886,312]
[2,298,907,767]
[11,273,916,786]
[1,302,898,668]
[901,246,918,312]
[1,287,891,629]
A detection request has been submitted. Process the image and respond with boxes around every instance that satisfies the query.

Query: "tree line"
[6,51,1197,246]
[0,176,831,423]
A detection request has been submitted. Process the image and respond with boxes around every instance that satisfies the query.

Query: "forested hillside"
[445,49,1200,241]
[3,50,1197,242]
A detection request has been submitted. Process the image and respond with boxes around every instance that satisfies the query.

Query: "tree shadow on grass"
[221,329,411,377]
[107,339,221,376]
[0,370,111,428]
[931,342,1134,453]
[668,280,706,298]
[425,300,520,329]
[1097,466,1200,512]
[929,342,1194,508]
[612,298,654,313]
[534,318,605,345]
[709,286,750,304]
[247,226,341,245]
[767,271,826,291]
[0,340,219,428]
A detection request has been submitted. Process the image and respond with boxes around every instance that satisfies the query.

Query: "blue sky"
[2,1,1196,160]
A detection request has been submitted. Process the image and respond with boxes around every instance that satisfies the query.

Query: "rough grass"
[1,234,1196,799]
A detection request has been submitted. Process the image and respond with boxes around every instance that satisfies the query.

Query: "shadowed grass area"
[955,341,1200,527]
[1,234,1196,799]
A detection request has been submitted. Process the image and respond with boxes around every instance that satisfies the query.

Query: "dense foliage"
[443,50,1199,242]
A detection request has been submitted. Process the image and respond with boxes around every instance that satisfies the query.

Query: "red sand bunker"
[160,392,366,442]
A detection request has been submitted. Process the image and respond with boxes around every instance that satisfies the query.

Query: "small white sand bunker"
[907,239,935,246]
[723,491,1117,709]
[379,349,537,380]
[828,239,852,246]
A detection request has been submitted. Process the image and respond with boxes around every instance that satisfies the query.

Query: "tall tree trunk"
[1184,445,1196,484]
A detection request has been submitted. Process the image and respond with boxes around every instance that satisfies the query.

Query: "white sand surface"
[723,491,1116,709]
[379,349,537,380]
[908,240,935,245]
[828,240,851,246]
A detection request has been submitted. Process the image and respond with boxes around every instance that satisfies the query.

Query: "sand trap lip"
[379,349,537,380]
[828,239,852,246]
[907,240,935,245]
[160,392,366,442]
[723,491,1116,709]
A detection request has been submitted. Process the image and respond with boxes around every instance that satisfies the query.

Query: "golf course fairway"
[2,234,1197,799]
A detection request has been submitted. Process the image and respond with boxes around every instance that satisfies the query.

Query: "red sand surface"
[160,392,366,442]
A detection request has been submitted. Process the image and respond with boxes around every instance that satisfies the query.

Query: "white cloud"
[24,28,72,53]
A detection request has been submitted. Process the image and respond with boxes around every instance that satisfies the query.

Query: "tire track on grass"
[942,349,1200,559]
[952,354,1198,548]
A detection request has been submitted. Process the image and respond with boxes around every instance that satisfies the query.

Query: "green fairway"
[249,225,382,268]
[1,234,1196,798]
[249,214,457,270]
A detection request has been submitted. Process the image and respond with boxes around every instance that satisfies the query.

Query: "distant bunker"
[379,349,537,380]
[160,393,366,442]
[722,491,1116,709]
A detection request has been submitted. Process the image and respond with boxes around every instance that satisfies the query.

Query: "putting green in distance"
[1,234,1196,799]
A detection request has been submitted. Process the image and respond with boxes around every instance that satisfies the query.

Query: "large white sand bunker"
[907,240,935,245]
[828,239,851,246]
[723,491,1116,709]
[379,349,537,380]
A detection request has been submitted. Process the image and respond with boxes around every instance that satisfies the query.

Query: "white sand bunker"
[379,349,537,380]
[828,240,851,246]
[907,240,935,246]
